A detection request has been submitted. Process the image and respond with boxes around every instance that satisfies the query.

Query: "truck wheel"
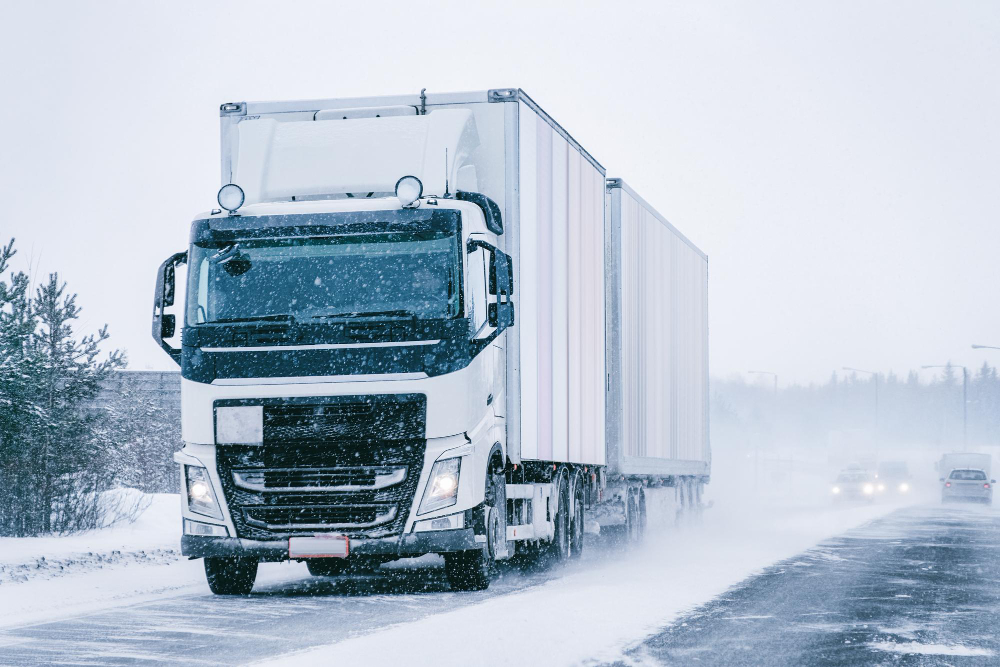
[626,489,643,544]
[569,474,585,559]
[445,466,504,591]
[204,557,258,595]
[549,471,571,561]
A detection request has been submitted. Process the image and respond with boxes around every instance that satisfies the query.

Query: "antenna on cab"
[444,148,451,198]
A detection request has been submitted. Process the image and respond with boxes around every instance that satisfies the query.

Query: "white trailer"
[152,88,709,594]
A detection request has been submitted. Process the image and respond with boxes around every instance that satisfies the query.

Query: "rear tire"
[626,488,644,544]
[204,557,258,595]
[569,474,585,559]
[549,471,571,561]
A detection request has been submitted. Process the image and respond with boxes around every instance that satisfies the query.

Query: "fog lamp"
[217,183,245,212]
[413,512,465,532]
[184,519,229,537]
[395,175,423,208]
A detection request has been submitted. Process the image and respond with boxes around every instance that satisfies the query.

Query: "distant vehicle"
[937,453,992,480]
[941,468,995,505]
[876,460,912,495]
[832,470,876,502]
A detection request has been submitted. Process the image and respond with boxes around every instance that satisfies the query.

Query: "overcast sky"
[1,0,998,386]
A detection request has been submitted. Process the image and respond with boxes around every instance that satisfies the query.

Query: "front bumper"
[182,528,481,562]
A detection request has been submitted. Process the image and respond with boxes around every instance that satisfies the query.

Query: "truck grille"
[215,394,426,540]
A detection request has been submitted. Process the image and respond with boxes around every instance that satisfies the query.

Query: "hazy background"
[1,0,998,385]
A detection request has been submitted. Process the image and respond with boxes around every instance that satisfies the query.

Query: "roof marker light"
[395,175,423,208]
[217,184,245,213]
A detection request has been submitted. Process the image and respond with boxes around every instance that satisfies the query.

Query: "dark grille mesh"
[216,394,426,540]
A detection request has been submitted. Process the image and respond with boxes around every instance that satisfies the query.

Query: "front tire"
[444,550,491,591]
[445,464,505,592]
[204,557,258,595]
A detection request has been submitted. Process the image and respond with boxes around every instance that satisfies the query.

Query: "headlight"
[832,486,841,494]
[418,457,461,515]
[185,465,223,520]
[899,483,910,493]
[877,484,886,492]
[863,483,875,495]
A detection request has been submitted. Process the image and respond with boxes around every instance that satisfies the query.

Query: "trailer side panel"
[608,180,709,477]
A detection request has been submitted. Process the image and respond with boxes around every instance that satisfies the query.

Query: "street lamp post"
[922,364,968,449]
[842,367,879,451]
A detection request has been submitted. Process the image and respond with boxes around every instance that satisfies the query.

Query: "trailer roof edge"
[607,178,708,261]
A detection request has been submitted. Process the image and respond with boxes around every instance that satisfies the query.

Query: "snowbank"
[0,494,197,628]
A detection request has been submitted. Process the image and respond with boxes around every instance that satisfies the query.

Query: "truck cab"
[155,187,515,593]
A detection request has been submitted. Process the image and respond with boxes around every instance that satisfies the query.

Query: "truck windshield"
[186,231,461,325]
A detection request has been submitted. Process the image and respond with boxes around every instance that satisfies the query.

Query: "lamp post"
[922,364,968,449]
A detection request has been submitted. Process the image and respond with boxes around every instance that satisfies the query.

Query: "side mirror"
[939,478,945,482]
[487,302,514,329]
[992,480,996,484]
[161,314,176,339]
[153,251,187,365]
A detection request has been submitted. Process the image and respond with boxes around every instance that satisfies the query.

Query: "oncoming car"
[941,468,995,505]
[876,461,912,496]
[832,470,876,502]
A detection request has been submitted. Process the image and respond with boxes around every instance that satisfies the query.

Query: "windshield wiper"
[307,310,417,320]
[208,314,296,324]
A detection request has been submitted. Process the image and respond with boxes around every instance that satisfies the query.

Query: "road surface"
[616,505,1000,666]
[0,551,573,666]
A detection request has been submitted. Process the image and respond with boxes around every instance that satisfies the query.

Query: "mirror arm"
[152,251,187,366]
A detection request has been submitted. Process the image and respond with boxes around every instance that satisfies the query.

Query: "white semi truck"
[152,89,709,595]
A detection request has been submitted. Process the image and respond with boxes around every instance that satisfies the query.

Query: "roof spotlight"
[217,183,245,213]
[395,175,423,208]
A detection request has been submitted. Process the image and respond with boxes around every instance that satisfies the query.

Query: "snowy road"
[0,553,567,665]
[617,505,1000,665]
[0,491,905,666]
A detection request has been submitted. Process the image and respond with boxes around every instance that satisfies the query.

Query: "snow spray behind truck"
[152,89,709,594]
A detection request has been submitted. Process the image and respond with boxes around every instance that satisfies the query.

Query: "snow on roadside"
[255,455,907,667]
[0,494,198,628]
[0,493,180,585]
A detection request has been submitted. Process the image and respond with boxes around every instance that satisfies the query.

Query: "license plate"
[289,534,349,558]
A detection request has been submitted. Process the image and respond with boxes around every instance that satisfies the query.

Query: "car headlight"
[899,483,909,493]
[185,465,223,520]
[418,457,461,515]
[863,483,875,495]
[832,486,841,494]
[877,484,885,492]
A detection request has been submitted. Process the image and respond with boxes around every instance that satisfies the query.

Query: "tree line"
[0,239,178,537]
[712,364,1000,452]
